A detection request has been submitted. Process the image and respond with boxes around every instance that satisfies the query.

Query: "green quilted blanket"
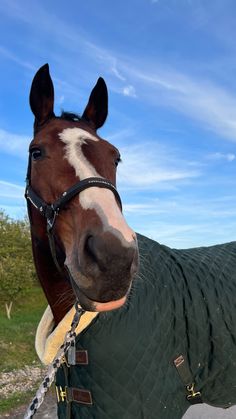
[56,233,236,418]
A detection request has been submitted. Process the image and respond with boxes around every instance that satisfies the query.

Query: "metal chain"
[24,303,85,419]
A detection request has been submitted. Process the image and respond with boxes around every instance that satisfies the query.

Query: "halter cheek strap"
[25,156,122,271]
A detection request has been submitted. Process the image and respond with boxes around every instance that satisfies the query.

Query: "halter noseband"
[25,154,122,270]
[25,177,122,230]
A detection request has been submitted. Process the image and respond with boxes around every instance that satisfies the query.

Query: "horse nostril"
[84,235,105,270]
[84,233,137,275]
[85,235,94,257]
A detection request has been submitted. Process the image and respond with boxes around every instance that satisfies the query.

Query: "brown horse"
[25,66,236,419]
[26,64,139,325]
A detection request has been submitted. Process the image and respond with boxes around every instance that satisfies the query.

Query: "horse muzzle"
[65,231,139,312]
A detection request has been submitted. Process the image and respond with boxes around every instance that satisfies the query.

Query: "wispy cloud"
[3,0,236,146]
[124,193,236,248]
[117,142,201,190]
[0,0,235,250]
[206,152,235,162]
[0,45,35,71]
[0,4,134,102]
[121,62,236,142]
[106,128,135,145]
[137,219,236,249]
[122,85,137,98]
[124,200,180,215]
[0,181,26,219]
[0,129,29,158]
[0,180,25,199]
[124,194,236,218]
[110,63,126,82]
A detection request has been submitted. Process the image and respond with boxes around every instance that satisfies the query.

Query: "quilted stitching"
[57,235,236,418]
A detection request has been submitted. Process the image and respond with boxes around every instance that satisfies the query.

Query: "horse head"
[26,64,139,323]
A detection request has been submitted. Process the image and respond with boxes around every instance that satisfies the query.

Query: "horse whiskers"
[52,289,75,311]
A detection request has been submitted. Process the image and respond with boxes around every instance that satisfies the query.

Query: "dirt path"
[0,365,57,419]
[2,393,236,419]
[0,391,57,419]
[0,366,45,400]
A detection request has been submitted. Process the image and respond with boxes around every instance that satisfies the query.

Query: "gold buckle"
[186,383,201,401]
[61,355,70,368]
[56,386,68,402]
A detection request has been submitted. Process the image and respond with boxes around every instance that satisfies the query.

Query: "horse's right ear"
[29,64,55,128]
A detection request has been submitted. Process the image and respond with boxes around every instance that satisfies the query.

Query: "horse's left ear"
[29,64,55,128]
[82,77,108,130]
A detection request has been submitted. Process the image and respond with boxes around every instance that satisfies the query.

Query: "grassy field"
[0,285,47,372]
[0,285,47,414]
[0,389,39,416]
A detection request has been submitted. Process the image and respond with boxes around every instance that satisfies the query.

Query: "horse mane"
[60,111,81,122]
[34,112,82,134]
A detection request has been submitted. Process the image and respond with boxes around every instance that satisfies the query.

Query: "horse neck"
[30,225,75,325]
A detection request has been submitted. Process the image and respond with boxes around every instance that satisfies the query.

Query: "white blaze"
[59,128,134,245]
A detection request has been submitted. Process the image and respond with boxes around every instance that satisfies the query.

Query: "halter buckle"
[46,207,58,231]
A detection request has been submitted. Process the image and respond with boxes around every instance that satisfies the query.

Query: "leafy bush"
[0,211,36,317]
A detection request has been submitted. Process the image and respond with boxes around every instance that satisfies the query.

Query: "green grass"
[0,389,37,415]
[0,285,47,415]
[0,285,47,372]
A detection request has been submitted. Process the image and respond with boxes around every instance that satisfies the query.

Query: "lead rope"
[24,303,85,419]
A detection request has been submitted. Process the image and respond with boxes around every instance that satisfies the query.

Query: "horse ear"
[29,64,55,127]
[82,77,108,130]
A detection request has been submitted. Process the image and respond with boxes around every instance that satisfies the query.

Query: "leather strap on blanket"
[174,355,202,405]
[56,385,93,405]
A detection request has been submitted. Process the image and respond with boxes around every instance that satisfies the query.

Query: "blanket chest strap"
[56,385,93,405]
[174,354,202,405]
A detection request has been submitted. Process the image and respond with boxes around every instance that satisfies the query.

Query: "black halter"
[25,154,122,271]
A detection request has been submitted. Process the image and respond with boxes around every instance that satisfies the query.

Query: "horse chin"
[72,283,128,312]
[93,296,127,312]
[65,266,130,312]
[77,288,128,312]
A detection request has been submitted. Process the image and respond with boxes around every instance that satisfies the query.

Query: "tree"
[0,210,35,318]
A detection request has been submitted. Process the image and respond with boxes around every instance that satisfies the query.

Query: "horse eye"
[31,148,42,161]
[115,156,121,167]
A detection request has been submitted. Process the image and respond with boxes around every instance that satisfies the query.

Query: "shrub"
[0,211,35,318]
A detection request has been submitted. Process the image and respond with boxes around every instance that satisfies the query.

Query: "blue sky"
[0,0,235,248]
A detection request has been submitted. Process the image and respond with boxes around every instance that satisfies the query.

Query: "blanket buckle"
[186,383,202,404]
[61,355,70,368]
[56,386,68,403]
